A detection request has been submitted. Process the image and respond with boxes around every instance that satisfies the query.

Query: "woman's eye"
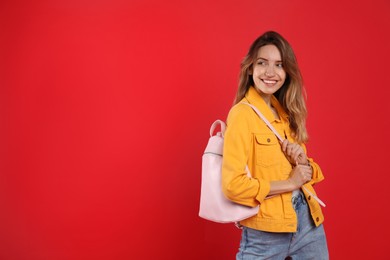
[258,61,266,66]
[276,63,283,68]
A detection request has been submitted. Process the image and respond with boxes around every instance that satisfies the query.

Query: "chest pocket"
[255,134,281,167]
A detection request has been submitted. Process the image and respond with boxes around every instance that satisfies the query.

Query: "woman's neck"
[260,94,272,108]
[253,87,272,107]
[258,92,279,119]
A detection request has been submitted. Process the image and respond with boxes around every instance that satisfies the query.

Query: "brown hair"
[234,31,308,143]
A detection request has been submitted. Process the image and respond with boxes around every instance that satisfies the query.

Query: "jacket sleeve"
[221,105,271,207]
[301,143,325,185]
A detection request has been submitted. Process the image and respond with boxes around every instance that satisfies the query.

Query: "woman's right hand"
[288,164,312,189]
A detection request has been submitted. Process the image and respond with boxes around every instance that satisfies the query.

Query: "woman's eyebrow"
[256,57,282,62]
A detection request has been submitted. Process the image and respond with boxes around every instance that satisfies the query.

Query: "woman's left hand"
[281,139,308,165]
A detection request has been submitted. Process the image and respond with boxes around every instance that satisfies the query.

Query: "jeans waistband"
[292,191,306,210]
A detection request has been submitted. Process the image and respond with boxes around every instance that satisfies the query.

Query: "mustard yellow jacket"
[222,87,325,232]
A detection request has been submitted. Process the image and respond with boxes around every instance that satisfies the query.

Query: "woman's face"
[251,44,286,97]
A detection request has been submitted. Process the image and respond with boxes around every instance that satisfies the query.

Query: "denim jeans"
[236,192,328,260]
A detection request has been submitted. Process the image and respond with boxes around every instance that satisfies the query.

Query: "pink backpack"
[198,119,259,223]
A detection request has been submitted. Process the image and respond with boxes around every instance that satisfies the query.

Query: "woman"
[221,31,328,259]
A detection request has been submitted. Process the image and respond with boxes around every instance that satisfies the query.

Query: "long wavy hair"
[234,31,308,143]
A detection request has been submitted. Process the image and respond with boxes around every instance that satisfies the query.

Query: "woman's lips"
[262,79,277,85]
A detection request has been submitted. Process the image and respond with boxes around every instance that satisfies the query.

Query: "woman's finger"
[287,144,292,156]
[281,139,289,152]
[291,145,301,161]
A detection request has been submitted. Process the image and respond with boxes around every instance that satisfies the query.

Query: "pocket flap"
[255,134,278,145]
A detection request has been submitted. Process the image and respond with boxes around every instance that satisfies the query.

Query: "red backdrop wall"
[1,0,389,259]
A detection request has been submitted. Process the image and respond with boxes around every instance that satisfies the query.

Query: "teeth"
[263,79,276,84]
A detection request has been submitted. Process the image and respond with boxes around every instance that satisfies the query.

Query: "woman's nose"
[265,65,275,77]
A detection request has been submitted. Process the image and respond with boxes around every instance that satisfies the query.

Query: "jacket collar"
[243,87,289,123]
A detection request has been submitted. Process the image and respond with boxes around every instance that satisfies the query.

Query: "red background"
[1,0,389,259]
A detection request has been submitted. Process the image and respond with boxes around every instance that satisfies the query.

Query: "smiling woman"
[222,31,328,259]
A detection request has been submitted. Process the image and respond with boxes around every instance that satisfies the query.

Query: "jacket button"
[316,217,320,222]
[308,196,311,200]
[267,138,271,143]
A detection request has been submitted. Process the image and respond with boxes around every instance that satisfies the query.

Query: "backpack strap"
[210,119,226,137]
[241,102,283,142]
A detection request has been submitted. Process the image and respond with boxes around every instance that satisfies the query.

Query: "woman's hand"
[281,139,308,166]
[288,164,313,189]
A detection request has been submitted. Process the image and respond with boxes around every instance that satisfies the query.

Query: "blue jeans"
[236,192,328,260]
